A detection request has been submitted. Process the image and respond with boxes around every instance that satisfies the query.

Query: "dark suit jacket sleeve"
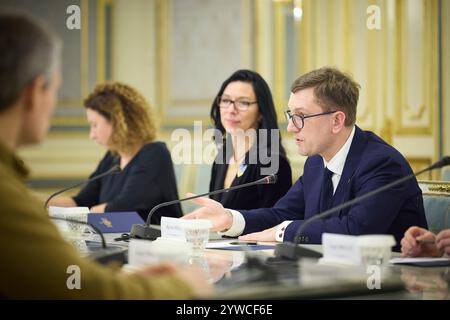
[240,175,305,234]
[284,155,411,243]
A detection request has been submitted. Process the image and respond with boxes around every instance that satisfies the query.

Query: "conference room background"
[3,0,449,200]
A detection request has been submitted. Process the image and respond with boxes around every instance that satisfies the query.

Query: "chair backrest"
[443,168,450,181]
[418,180,450,234]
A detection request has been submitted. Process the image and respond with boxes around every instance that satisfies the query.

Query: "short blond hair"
[84,82,157,154]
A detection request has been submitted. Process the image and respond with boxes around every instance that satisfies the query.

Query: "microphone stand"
[130,174,278,241]
[274,156,450,261]
[44,165,124,264]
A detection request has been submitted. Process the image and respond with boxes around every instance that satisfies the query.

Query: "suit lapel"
[331,126,368,212]
[304,160,324,218]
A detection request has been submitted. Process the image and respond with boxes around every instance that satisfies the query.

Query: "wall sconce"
[273,0,303,22]
[293,0,303,21]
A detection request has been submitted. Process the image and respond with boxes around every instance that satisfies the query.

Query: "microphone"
[273,156,450,261]
[44,164,121,208]
[130,174,278,241]
[50,216,127,265]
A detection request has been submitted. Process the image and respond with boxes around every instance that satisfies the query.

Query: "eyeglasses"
[285,109,338,129]
[217,96,257,112]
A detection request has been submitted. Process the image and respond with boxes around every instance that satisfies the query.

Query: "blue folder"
[88,212,144,233]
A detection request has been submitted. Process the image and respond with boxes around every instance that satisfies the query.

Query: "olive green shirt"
[0,142,194,299]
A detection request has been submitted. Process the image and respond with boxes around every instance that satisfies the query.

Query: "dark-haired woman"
[208,70,292,210]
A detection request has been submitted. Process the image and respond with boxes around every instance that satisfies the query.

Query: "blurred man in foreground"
[0,10,210,299]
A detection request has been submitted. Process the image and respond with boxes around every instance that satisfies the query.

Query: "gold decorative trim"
[327,0,335,65]
[96,0,105,83]
[380,118,392,145]
[254,0,262,71]
[240,0,252,68]
[428,185,450,193]
[57,100,84,107]
[395,0,434,135]
[51,0,90,130]
[443,0,450,156]
[381,0,389,139]
[365,0,378,132]
[394,0,402,134]
[273,0,286,116]
[343,0,350,70]
[429,0,440,178]
[47,131,90,139]
[155,0,169,117]
[170,99,212,107]
[419,180,450,195]
[109,0,116,81]
[404,104,427,120]
[51,116,87,125]
[81,0,89,98]
[300,0,312,72]
[297,0,306,72]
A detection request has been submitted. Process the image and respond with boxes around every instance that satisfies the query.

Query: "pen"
[415,239,435,244]
[230,241,258,245]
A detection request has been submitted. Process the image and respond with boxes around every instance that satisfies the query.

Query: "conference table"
[200,245,448,300]
[83,233,450,300]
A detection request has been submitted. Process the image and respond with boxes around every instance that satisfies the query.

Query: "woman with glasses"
[208,69,292,210]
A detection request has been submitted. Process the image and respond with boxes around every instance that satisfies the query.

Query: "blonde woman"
[49,82,182,223]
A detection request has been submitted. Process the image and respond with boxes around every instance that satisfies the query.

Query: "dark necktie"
[319,167,334,212]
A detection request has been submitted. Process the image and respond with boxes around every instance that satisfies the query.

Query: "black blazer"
[73,142,182,224]
[209,144,292,210]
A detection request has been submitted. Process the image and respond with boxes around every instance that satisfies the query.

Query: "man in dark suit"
[184,67,427,249]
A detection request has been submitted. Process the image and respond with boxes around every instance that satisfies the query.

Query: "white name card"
[160,217,186,240]
[321,233,396,265]
[48,206,90,219]
[128,238,190,266]
[321,233,361,265]
[160,217,212,240]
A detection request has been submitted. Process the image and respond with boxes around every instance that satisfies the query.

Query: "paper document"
[390,257,450,267]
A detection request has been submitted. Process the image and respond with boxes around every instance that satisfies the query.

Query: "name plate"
[48,206,90,220]
[160,217,186,239]
[128,238,190,266]
[160,217,212,251]
[321,233,396,265]
[322,233,361,265]
[160,217,212,239]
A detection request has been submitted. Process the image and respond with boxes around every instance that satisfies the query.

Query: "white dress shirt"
[220,126,356,241]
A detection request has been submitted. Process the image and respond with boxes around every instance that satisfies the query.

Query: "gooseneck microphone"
[44,164,121,208]
[274,156,450,261]
[130,174,278,241]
